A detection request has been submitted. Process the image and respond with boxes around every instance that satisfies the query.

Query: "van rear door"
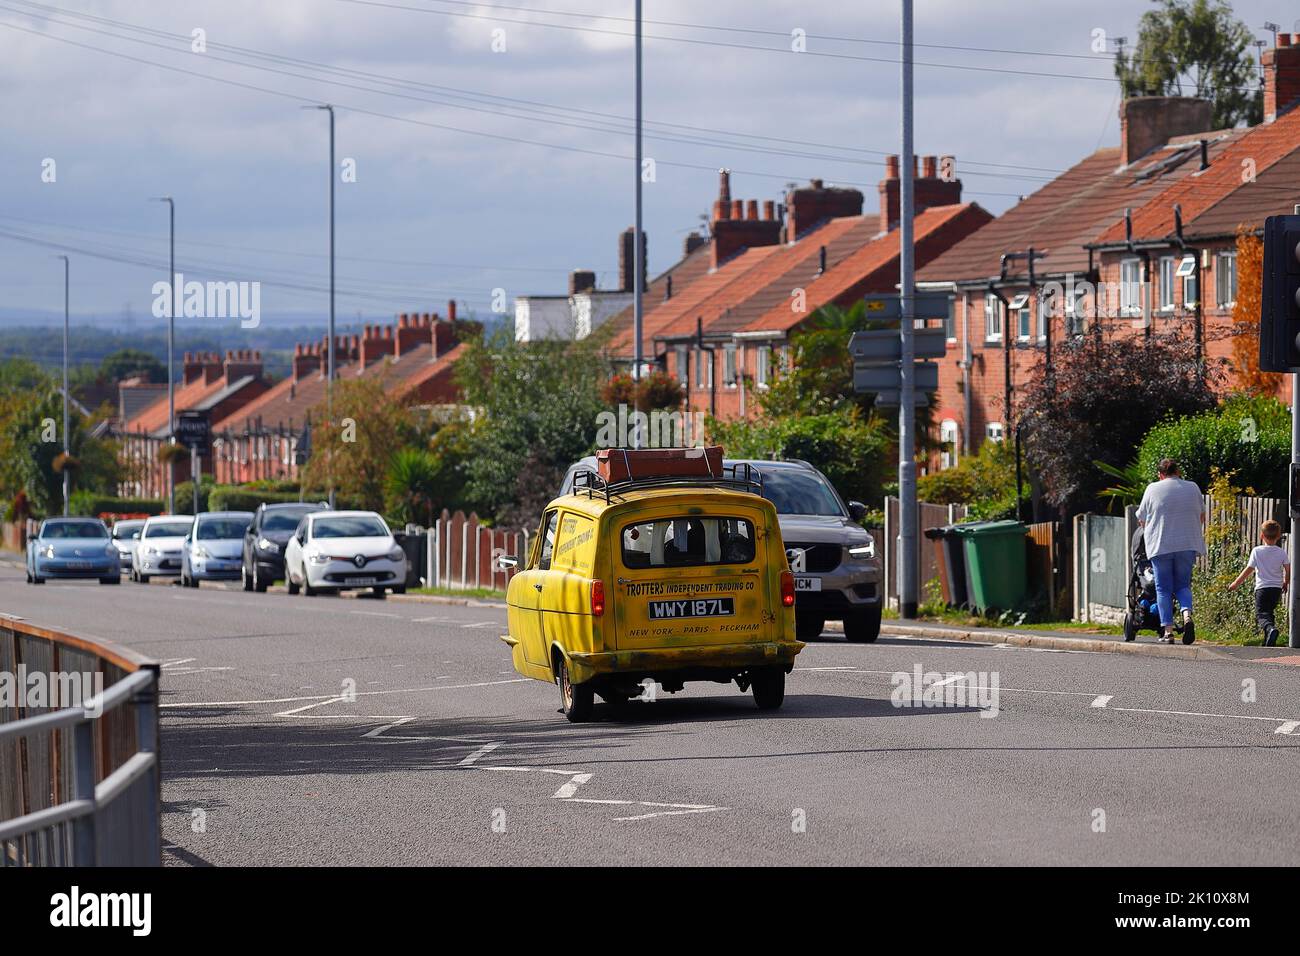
[611,503,774,650]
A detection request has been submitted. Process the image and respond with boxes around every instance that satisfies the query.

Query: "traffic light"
[1259,214,1300,372]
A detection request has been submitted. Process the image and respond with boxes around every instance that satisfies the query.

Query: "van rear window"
[621,517,755,568]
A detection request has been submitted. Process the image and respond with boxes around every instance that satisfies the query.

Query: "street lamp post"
[57,255,70,515]
[310,104,337,507]
[151,196,176,513]
[632,0,643,449]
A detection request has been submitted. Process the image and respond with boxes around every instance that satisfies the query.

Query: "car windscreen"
[43,521,107,539]
[621,517,755,568]
[112,522,144,539]
[758,469,845,517]
[263,510,313,532]
[312,516,387,538]
[145,522,193,538]
[197,517,252,540]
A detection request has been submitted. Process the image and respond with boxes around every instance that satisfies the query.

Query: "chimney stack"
[223,348,263,383]
[569,269,597,295]
[182,351,204,385]
[709,174,784,268]
[1119,96,1212,166]
[785,178,864,243]
[1264,34,1300,123]
[618,227,647,293]
[292,342,321,383]
[878,153,962,233]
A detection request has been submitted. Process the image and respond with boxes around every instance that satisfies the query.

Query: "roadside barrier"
[0,615,160,866]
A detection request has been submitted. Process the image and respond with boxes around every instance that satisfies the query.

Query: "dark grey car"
[559,456,881,642]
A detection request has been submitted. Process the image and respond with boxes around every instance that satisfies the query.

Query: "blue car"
[181,511,254,587]
[26,517,121,585]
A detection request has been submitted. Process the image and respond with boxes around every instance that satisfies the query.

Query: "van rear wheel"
[751,667,785,710]
[558,657,593,722]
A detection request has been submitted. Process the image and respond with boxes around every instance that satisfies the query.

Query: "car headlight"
[195,546,210,559]
[308,553,330,564]
[849,537,875,559]
[258,537,278,552]
[41,545,56,559]
[387,547,405,562]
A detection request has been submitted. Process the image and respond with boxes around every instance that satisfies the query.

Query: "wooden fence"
[426,510,528,593]
[882,496,969,608]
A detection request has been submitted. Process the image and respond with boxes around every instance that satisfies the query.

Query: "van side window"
[537,511,559,571]
[621,516,755,568]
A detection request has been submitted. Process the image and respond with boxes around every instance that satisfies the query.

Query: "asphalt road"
[4,566,1299,866]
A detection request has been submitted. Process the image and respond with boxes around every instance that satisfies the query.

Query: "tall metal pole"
[322,105,336,507]
[897,0,918,618]
[59,255,69,515]
[151,197,176,513]
[632,0,644,449]
[1292,204,1300,648]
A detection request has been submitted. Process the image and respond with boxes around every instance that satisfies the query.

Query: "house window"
[1177,255,1198,308]
[694,349,713,388]
[1120,258,1142,316]
[984,293,1003,342]
[1215,251,1237,308]
[943,297,956,341]
[986,422,1004,443]
[723,343,737,386]
[1009,293,1030,341]
[1037,294,1049,342]
[940,419,959,470]
[1158,256,1175,311]
[755,345,771,388]
[675,345,688,386]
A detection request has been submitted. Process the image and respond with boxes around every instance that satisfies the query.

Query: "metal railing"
[0,616,161,866]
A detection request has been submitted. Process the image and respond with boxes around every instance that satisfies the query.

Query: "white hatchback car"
[132,515,195,583]
[283,510,407,597]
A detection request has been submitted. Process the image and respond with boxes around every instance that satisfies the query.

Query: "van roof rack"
[570,462,764,504]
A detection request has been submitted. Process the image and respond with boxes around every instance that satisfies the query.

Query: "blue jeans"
[1150,550,1196,627]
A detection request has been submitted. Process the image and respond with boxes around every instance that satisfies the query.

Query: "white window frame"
[1158,256,1175,312]
[984,292,1003,343]
[723,343,738,387]
[940,419,959,470]
[944,298,956,342]
[675,345,688,386]
[985,422,1005,443]
[1215,251,1237,308]
[755,345,771,388]
[1037,293,1049,342]
[1120,258,1142,317]
[695,348,713,389]
[1177,255,1198,308]
[1008,293,1030,342]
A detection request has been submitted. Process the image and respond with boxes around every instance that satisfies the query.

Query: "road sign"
[175,412,210,454]
[1259,214,1300,372]
[872,390,931,409]
[849,328,947,361]
[853,361,938,393]
[861,292,951,321]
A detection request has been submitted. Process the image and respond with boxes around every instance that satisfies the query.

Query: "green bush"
[918,438,1025,520]
[68,491,165,517]
[207,485,311,512]
[1137,394,1289,497]
[173,475,217,514]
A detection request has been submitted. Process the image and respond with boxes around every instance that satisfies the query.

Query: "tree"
[300,374,424,511]
[601,370,683,411]
[99,348,167,384]
[454,326,612,526]
[385,447,439,527]
[1115,0,1262,129]
[1020,332,1222,515]
[917,438,1025,520]
[1229,227,1280,397]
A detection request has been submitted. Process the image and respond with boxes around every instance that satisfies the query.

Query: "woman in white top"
[1135,458,1205,643]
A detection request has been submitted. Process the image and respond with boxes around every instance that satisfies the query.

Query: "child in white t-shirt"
[1228,520,1290,646]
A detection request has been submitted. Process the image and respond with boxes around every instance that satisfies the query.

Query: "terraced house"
[603,162,992,420]
[916,33,1300,472]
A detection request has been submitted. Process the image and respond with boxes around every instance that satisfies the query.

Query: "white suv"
[283,511,407,597]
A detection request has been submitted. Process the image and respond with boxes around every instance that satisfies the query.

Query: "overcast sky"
[0,0,1289,326]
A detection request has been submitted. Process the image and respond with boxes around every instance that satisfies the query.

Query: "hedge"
[68,491,165,517]
[1136,395,1289,498]
[207,485,315,513]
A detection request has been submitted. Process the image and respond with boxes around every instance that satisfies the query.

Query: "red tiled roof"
[125,374,232,435]
[916,132,1248,284]
[1095,106,1300,243]
[745,203,992,333]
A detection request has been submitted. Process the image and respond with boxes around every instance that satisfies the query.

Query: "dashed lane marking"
[458,742,500,765]
[1091,695,1113,708]
[552,773,592,798]
[275,696,351,717]
[1276,721,1300,735]
[363,717,417,739]
[160,678,528,709]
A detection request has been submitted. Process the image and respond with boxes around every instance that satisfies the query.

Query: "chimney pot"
[763,199,775,221]
[922,155,937,178]
[810,178,824,190]
[885,155,899,179]
[448,300,457,323]
[745,199,759,220]
[718,168,731,204]
[1280,33,1292,48]
[730,199,744,220]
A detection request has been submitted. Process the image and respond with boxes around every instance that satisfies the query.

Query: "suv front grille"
[784,543,841,573]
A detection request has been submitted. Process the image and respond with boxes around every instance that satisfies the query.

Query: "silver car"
[26,517,120,585]
[131,516,194,583]
[181,511,254,587]
[110,518,146,570]
[559,455,881,642]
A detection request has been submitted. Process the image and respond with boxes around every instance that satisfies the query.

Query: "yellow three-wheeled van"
[501,455,803,722]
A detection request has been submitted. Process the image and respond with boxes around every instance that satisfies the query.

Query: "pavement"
[3,564,1299,866]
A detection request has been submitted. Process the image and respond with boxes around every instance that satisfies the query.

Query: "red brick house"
[606,160,992,421]
[915,33,1300,472]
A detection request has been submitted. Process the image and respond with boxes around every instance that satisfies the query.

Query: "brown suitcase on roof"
[595,446,724,483]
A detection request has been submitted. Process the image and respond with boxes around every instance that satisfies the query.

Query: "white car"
[110,518,146,570]
[131,515,195,583]
[283,510,407,597]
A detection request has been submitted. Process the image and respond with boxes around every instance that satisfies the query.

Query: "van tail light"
[780,570,796,607]
[591,579,605,617]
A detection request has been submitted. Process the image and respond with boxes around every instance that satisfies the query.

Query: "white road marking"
[363,717,417,738]
[165,666,235,674]
[275,696,350,717]
[349,610,400,619]
[1110,705,1300,725]
[458,742,500,765]
[460,621,501,629]
[553,773,593,798]
[1091,695,1113,708]
[614,807,728,822]
[161,658,197,668]
[161,678,528,708]
[930,674,966,687]
[412,615,459,623]
[1276,721,1300,735]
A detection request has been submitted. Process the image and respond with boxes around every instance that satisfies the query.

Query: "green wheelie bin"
[952,520,1027,613]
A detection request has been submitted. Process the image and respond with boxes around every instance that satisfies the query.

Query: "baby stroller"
[1123,527,1194,644]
